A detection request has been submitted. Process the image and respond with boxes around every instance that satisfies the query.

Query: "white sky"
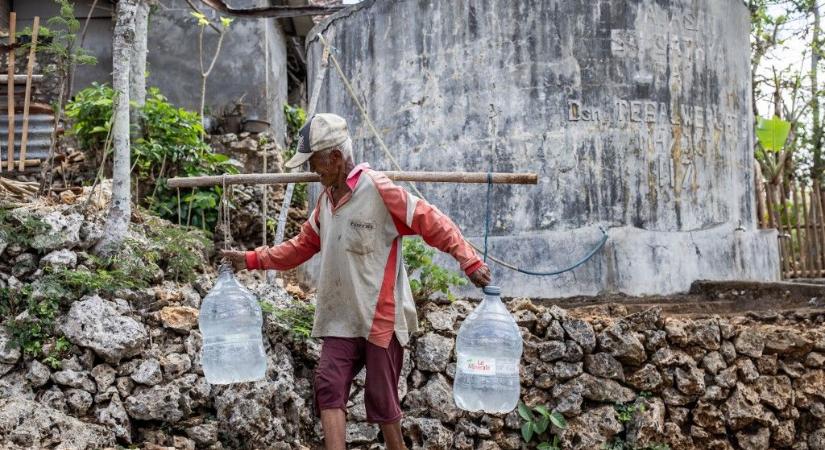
[754,2,819,118]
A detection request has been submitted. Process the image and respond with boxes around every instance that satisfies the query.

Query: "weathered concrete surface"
[305,0,779,298]
[15,0,288,144]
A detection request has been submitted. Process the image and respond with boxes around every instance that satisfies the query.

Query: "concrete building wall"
[15,0,287,145]
[305,0,780,298]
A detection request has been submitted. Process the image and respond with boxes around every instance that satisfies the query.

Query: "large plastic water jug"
[199,263,266,384]
[453,285,522,413]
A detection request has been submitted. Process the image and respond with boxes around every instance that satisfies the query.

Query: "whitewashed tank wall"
[304,0,780,298]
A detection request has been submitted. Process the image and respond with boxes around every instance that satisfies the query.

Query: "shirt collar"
[346,162,370,190]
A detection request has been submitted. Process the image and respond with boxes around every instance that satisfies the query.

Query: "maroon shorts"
[313,334,404,424]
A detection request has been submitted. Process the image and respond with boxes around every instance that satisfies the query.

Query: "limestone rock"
[675,366,706,396]
[0,397,115,448]
[665,317,721,350]
[161,353,192,379]
[562,317,596,352]
[627,364,664,391]
[415,333,453,372]
[772,420,795,448]
[130,358,162,386]
[736,427,770,450]
[598,323,646,365]
[404,417,453,450]
[159,306,199,332]
[693,401,726,434]
[702,351,727,375]
[425,309,457,332]
[95,393,131,443]
[584,352,625,381]
[559,405,622,450]
[796,370,825,400]
[65,388,93,415]
[626,397,666,447]
[185,422,218,446]
[345,422,379,444]
[0,326,20,364]
[51,369,96,393]
[762,326,814,358]
[754,375,793,410]
[25,360,50,388]
[574,373,635,403]
[39,249,78,269]
[90,364,116,392]
[421,374,460,423]
[553,361,583,380]
[538,341,567,362]
[58,295,148,364]
[735,329,766,358]
[724,383,768,431]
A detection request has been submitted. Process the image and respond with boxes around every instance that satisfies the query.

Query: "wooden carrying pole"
[167,171,539,188]
[5,12,15,171]
[18,17,38,171]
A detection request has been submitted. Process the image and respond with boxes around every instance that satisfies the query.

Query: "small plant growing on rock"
[615,401,645,423]
[402,237,467,302]
[518,401,567,449]
[261,299,315,341]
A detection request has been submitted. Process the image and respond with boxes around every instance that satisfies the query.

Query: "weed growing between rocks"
[517,401,567,449]
[402,237,467,303]
[261,299,315,341]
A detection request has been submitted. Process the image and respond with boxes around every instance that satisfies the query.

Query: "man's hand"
[220,250,247,271]
[468,264,492,288]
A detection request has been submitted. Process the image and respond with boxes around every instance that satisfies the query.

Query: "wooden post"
[792,181,806,277]
[5,11,15,171]
[166,171,539,188]
[818,183,825,276]
[812,185,823,276]
[18,17,38,172]
[780,181,796,277]
[801,185,816,276]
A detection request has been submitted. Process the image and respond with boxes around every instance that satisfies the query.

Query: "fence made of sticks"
[757,180,825,279]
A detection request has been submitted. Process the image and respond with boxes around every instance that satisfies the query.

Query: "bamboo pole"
[5,11,15,172]
[765,182,776,229]
[812,185,824,276]
[780,180,797,277]
[818,183,825,276]
[167,171,540,189]
[801,184,816,276]
[756,177,767,228]
[792,181,806,277]
[18,17,38,171]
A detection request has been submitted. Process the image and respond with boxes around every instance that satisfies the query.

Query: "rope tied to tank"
[317,33,608,276]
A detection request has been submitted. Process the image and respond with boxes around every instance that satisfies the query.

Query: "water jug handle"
[218,258,234,275]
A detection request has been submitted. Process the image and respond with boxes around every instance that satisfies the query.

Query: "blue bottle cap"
[483,285,501,296]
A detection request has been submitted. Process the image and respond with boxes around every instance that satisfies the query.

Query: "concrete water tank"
[306,0,780,298]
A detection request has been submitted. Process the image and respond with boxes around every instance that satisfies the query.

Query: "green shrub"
[142,216,212,282]
[402,237,467,302]
[0,209,50,249]
[64,82,114,151]
[262,299,315,341]
[66,85,238,230]
[283,104,308,208]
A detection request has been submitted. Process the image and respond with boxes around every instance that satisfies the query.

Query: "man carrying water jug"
[221,113,491,450]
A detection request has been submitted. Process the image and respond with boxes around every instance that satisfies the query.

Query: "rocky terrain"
[0,189,825,449]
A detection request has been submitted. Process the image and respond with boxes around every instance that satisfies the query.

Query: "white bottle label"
[458,355,496,375]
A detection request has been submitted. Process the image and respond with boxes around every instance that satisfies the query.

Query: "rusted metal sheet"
[0,113,54,166]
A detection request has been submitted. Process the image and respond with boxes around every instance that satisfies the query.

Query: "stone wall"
[0,197,821,449]
[304,0,780,298]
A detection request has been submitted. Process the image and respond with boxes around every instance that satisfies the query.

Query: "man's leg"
[320,409,347,450]
[364,334,406,450]
[379,421,406,450]
[314,337,365,450]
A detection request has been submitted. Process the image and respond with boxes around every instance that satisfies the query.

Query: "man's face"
[308,150,341,187]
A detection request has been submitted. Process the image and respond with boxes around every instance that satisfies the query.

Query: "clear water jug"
[453,285,522,413]
[199,263,266,384]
